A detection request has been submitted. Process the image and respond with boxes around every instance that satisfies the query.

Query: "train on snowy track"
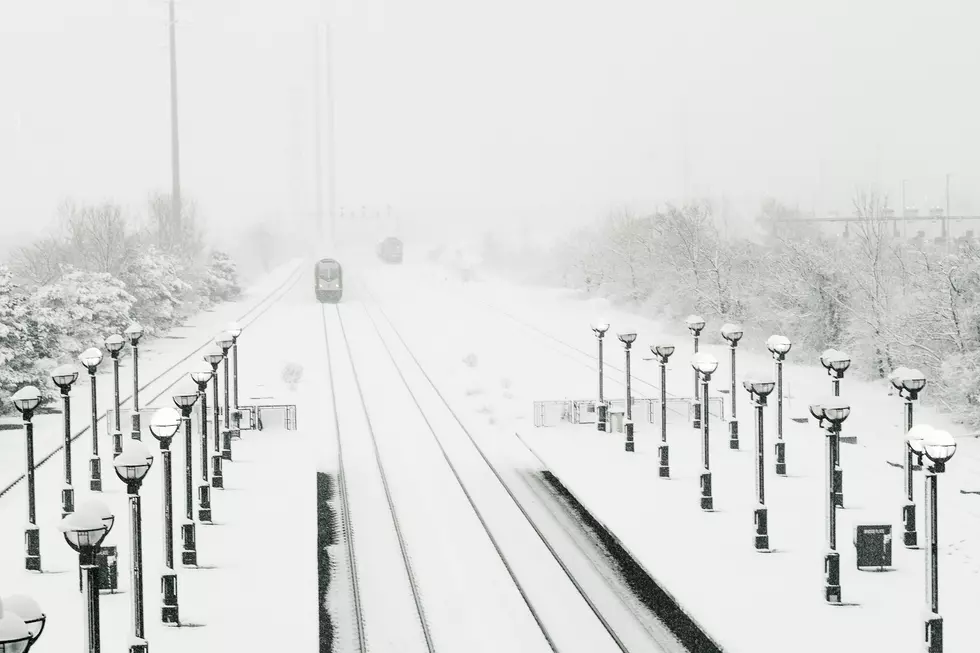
[376,236,403,263]
[314,258,343,303]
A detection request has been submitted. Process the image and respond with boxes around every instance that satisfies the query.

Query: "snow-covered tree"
[119,247,193,333]
[0,266,56,406]
[30,269,135,355]
[199,250,241,306]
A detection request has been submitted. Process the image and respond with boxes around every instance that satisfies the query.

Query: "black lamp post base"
[211,454,224,489]
[161,573,179,624]
[700,471,713,511]
[729,420,739,449]
[221,431,233,461]
[181,523,198,567]
[624,422,634,452]
[833,468,844,508]
[90,457,102,492]
[658,444,670,478]
[198,484,213,524]
[112,432,124,457]
[129,638,148,653]
[824,551,841,604]
[231,425,242,441]
[25,526,41,571]
[754,507,769,551]
[902,503,917,548]
[597,404,608,432]
[774,441,787,476]
[924,612,943,652]
[62,485,75,519]
[692,401,701,430]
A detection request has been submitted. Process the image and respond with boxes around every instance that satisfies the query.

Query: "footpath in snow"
[0,263,318,652]
[355,257,980,653]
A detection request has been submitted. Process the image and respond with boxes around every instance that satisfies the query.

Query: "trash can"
[77,546,120,594]
[609,409,626,433]
[853,524,892,570]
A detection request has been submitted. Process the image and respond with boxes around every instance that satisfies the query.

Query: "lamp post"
[51,365,79,518]
[809,398,850,604]
[819,348,851,508]
[104,334,126,456]
[113,439,154,653]
[80,348,105,492]
[60,499,114,653]
[720,323,743,449]
[215,333,234,461]
[651,345,675,478]
[691,352,719,510]
[743,377,775,551]
[592,322,610,432]
[125,323,145,441]
[173,389,200,567]
[919,427,956,653]
[227,322,243,441]
[12,386,42,572]
[0,594,46,652]
[618,330,638,452]
[766,335,792,475]
[204,347,225,488]
[149,406,182,624]
[686,315,706,429]
[191,369,214,523]
[890,366,927,548]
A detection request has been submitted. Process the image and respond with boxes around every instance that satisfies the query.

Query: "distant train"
[376,237,403,263]
[314,258,343,303]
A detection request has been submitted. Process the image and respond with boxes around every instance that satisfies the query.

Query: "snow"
[358,258,980,653]
[0,263,317,652]
[0,258,304,492]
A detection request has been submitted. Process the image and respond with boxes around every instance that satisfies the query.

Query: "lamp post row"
[9,322,245,652]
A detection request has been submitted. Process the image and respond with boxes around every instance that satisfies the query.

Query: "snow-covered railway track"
[335,292,656,653]
[320,304,434,653]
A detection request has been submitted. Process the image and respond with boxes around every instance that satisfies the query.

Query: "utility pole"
[945,173,951,244]
[902,179,908,240]
[314,25,324,246]
[325,23,337,246]
[168,0,182,250]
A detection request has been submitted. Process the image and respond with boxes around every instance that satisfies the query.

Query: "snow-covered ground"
[0,261,318,652]
[352,256,980,653]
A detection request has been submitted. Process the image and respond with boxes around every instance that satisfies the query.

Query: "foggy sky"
[1,0,978,247]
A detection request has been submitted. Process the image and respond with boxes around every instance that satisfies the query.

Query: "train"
[314,258,343,303]
[376,236,403,263]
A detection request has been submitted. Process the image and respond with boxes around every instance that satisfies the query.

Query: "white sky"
[1,0,978,245]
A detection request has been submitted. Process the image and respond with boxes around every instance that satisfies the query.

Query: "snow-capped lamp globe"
[0,604,33,653]
[691,352,719,379]
[0,594,45,652]
[720,323,743,346]
[766,335,792,360]
[104,333,125,356]
[124,322,144,346]
[685,315,706,336]
[214,332,233,353]
[226,322,243,340]
[820,348,851,378]
[79,347,103,373]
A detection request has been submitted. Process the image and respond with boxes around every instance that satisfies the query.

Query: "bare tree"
[58,201,133,274]
[9,236,68,286]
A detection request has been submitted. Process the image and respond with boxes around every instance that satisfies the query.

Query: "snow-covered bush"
[0,267,59,406]
[199,250,241,306]
[119,246,192,333]
[30,269,135,356]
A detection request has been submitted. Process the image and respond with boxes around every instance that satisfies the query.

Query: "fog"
[2,0,978,248]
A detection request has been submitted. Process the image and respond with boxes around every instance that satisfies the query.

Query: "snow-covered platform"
[520,416,980,653]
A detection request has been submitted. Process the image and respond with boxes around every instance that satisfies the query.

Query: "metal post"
[160,443,179,624]
[754,395,769,550]
[211,369,224,488]
[700,373,713,510]
[24,416,41,571]
[231,339,241,439]
[82,556,102,653]
[824,424,841,603]
[89,371,102,492]
[199,388,212,522]
[729,343,739,449]
[831,376,843,507]
[924,467,943,651]
[658,360,669,478]
[127,482,148,653]
[167,0,182,247]
[132,344,141,441]
[692,334,701,429]
[222,355,232,461]
[902,397,917,547]
[774,357,786,475]
[596,336,607,432]
[624,343,634,452]
[112,354,123,456]
[325,21,337,245]
[181,411,197,567]
[62,388,74,518]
